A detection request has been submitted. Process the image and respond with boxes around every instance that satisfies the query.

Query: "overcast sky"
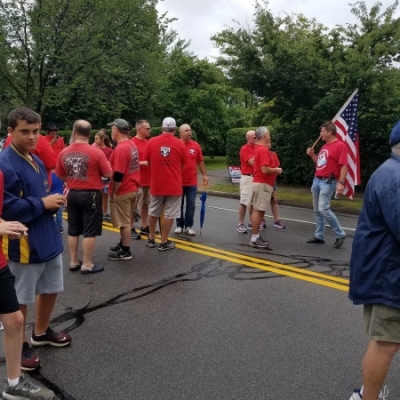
[157,0,399,59]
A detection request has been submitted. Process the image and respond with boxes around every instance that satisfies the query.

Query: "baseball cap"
[390,119,400,146]
[162,117,176,129]
[107,118,130,131]
[46,122,59,131]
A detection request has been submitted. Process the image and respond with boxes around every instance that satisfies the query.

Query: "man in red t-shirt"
[131,119,152,235]
[144,117,187,251]
[250,126,282,248]
[43,122,65,158]
[268,142,286,229]
[174,124,208,236]
[237,130,257,234]
[306,121,348,248]
[107,119,140,260]
[56,120,112,274]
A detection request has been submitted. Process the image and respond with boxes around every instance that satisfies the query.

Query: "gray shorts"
[364,304,400,343]
[149,195,181,219]
[8,254,64,305]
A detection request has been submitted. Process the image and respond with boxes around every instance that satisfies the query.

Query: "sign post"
[227,166,242,187]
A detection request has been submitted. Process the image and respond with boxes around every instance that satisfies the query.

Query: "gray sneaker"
[250,237,270,248]
[3,375,55,400]
[158,240,176,251]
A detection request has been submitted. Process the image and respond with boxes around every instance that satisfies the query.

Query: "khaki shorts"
[251,183,273,211]
[138,186,150,207]
[240,175,253,207]
[364,304,400,343]
[149,195,181,219]
[110,191,137,228]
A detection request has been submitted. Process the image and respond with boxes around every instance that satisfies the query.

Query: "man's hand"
[306,147,315,156]
[275,168,283,175]
[42,194,65,209]
[50,136,59,145]
[336,181,345,195]
[110,193,117,201]
[203,175,209,187]
[0,220,28,239]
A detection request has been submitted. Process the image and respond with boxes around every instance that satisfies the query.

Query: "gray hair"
[392,143,400,155]
[255,126,269,139]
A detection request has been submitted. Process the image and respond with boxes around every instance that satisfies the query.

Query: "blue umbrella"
[199,192,207,235]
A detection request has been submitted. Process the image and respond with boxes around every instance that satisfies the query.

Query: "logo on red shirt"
[189,148,195,155]
[161,147,170,157]
[64,152,90,180]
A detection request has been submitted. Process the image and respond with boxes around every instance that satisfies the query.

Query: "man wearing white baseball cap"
[144,117,187,251]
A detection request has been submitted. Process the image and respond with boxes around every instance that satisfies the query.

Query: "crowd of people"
[0,105,399,400]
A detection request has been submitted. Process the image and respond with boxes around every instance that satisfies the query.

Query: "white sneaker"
[174,227,183,234]
[185,228,196,236]
[350,386,389,400]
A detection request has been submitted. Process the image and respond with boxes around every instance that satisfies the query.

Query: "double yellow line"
[101,221,349,292]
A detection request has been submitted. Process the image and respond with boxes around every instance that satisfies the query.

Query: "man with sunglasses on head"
[237,130,257,234]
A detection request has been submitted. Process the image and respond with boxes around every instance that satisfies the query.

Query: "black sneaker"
[107,249,132,260]
[109,243,121,252]
[333,234,347,248]
[21,342,41,371]
[31,326,71,347]
[146,238,156,248]
[131,228,141,240]
[306,237,325,244]
[2,375,55,400]
[158,240,176,251]
[140,226,149,235]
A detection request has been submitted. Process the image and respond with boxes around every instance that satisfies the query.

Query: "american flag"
[332,89,360,199]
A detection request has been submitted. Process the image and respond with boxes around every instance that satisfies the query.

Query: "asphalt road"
[1,195,399,400]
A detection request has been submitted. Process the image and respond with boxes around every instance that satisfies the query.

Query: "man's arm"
[247,157,254,166]
[197,160,208,186]
[336,165,348,195]
[306,147,318,164]
[261,166,282,175]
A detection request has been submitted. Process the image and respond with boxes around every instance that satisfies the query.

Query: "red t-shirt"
[315,139,348,179]
[0,171,8,269]
[109,140,140,195]
[98,146,113,161]
[181,140,203,186]
[270,151,280,185]
[4,134,57,185]
[253,145,277,186]
[55,143,112,190]
[43,135,65,157]
[145,133,187,196]
[240,144,255,175]
[131,136,151,186]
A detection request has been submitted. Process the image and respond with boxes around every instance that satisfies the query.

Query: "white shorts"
[240,175,253,207]
[149,195,181,219]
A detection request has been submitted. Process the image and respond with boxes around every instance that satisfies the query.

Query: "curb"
[197,189,360,216]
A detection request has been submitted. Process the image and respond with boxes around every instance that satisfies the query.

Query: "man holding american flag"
[306,121,348,248]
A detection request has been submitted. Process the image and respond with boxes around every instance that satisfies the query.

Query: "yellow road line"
[97,220,349,292]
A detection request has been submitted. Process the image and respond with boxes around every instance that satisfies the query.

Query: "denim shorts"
[8,254,64,305]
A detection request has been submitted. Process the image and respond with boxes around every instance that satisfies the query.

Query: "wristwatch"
[338,181,345,185]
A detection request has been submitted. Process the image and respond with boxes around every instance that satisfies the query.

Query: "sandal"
[69,260,82,272]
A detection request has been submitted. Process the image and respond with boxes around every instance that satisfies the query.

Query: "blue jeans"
[55,207,63,230]
[176,186,197,228]
[311,177,345,240]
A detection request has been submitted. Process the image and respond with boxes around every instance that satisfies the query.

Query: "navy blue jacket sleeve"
[0,159,44,224]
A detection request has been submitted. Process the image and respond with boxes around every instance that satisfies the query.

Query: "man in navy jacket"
[348,120,400,400]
